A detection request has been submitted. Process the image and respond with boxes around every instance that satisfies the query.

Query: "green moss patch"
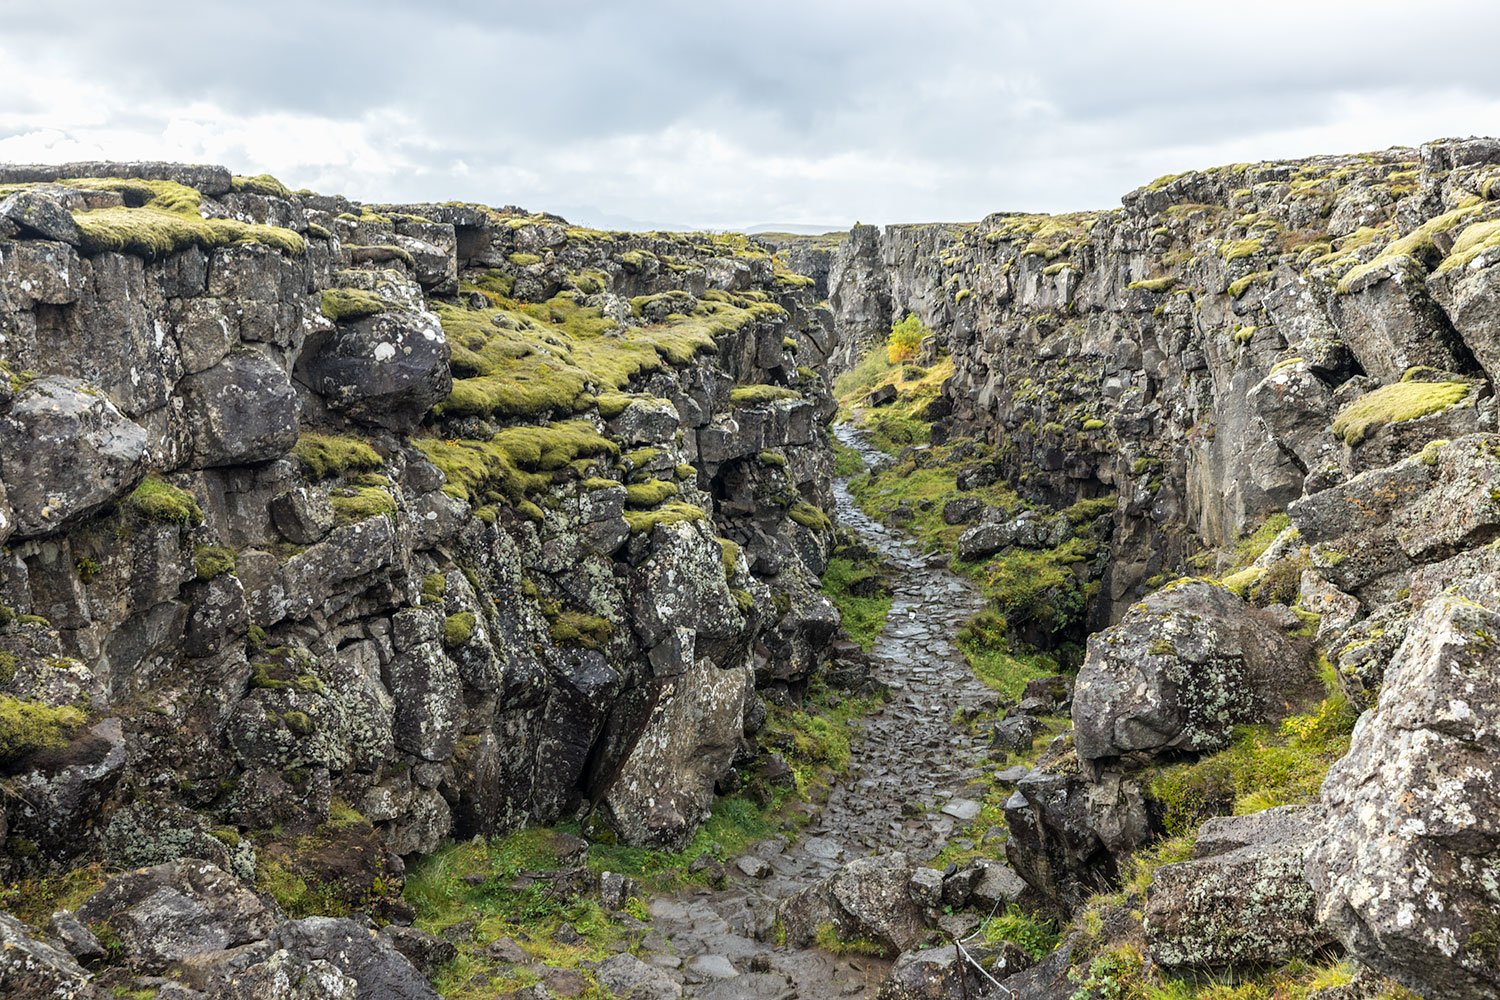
[125,475,204,525]
[0,695,85,763]
[292,432,384,480]
[431,284,767,422]
[231,173,292,198]
[416,420,618,506]
[330,486,396,524]
[1331,380,1470,445]
[728,384,801,407]
[320,288,387,323]
[442,612,477,649]
[193,545,237,581]
[624,502,706,534]
[623,478,677,509]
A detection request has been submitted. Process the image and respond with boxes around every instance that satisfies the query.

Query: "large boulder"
[0,912,100,999]
[602,652,753,848]
[1146,807,1330,970]
[175,943,359,1000]
[1306,588,1500,1000]
[75,859,278,972]
[179,350,300,467]
[7,717,127,860]
[270,917,440,1000]
[1290,435,1500,604]
[1072,580,1308,765]
[1003,766,1150,916]
[877,945,988,1000]
[0,375,148,538]
[0,189,82,245]
[776,853,929,956]
[295,305,450,431]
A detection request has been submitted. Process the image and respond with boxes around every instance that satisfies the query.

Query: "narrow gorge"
[0,137,1496,1000]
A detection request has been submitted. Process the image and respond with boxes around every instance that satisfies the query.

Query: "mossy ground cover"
[56,177,306,258]
[124,474,203,525]
[834,349,954,454]
[820,538,893,651]
[434,281,776,422]
[402,680,883,998]
[292,432,383,480]
[1330,379,1470,445]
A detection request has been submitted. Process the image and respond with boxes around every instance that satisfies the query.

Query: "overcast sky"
[2,2,1498,231]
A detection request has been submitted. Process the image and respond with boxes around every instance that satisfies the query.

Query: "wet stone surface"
[628,425,997,998]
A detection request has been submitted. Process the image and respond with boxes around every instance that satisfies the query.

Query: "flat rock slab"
[940,798,982,821]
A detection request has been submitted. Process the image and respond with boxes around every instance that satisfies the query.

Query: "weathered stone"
[270,486,335,545]
[271,917,439,1000]
[776,853,928,956]
[9,718,127,859]
[0,189,82,244]
[596,953,684,999]
[878,945,987,1000]
[0,376,147,538]
[1072,580,1310,765]
[0,911,99,999]
[295,306,450,431]
[179,351,300,467]
[1146,807,1329,970]
[76,859,278,972]
[1307,590,1500,1000]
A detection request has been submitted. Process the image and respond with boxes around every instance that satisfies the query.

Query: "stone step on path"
[627,424,999,999]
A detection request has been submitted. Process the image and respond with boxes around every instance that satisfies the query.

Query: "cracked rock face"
[0,375,147,537]
[1307,589,1500,1000]
[295,306,451,431]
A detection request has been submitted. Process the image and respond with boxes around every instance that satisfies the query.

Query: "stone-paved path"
[626,425,999,999]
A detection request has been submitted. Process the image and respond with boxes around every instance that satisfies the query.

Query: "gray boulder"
[957,521,1009,561]
[8,717,127,860]
[776,853,928,956]
[175,943,359,1000]
[1146,806,1329,970]
[877,945,987,1000]
[179,351,300,467]
[295,306,451,431]
[0,912,100,999]
[0,375,148,538]
[595,952,684,999]
[0,189,82,245]
[75,859,278,971]
[1072,580,1308,765]
[1307,590,1500,1000]
[1003,767,1150,915]
[271,917,440,1000]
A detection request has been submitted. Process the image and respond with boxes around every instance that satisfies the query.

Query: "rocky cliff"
[831,138,1500,998]
[0,160,857,984]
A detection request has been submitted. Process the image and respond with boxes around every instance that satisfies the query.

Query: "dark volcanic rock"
[1072,580,1310,766]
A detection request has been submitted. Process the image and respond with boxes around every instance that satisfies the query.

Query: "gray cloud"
[2,1,1499,229]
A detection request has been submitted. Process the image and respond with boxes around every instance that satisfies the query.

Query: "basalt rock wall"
[0,161,845,898]
[830,138,1500,621]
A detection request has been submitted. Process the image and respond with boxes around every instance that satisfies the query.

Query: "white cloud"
[1,1,1498,229]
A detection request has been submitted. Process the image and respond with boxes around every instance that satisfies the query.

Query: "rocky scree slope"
[0,162,849,996]
[830,138,1500,998]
